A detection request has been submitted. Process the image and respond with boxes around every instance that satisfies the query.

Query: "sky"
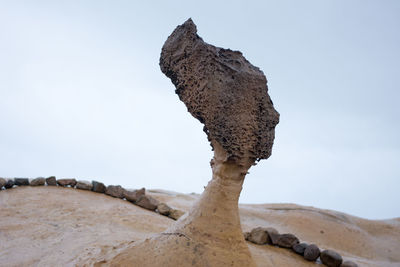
[0,0,399,220]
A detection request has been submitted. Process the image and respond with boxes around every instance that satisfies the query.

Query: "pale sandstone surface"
[0,186,399,267]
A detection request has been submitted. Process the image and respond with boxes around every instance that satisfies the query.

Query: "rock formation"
[108,18,279,266]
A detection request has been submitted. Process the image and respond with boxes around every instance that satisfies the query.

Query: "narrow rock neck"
[169,142,253,245]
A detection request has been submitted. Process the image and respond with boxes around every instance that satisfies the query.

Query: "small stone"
[157,203,172,216]
[92,181,106,193]
[292,243,308,255]
[248,227,268,245]
[46,176,57,186]
[269,231,280,245]
[57,178,77,187]
[105,185,124,198]
[320,250,343,267]
[265,227,279,244]
[243,232,251,241]
[304,244,320,261]
[76,180,93,191]
[14,178,30,186]
[341,260,358,267]
[136,195,160,211]
[0,178,6,188]
[169,209,185,220]
[123,188,145,203]
[276,233,299,248]
[30,177,46,186]
[5,179,14,189]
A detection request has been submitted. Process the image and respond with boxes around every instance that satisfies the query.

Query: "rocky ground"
[0,186,399,266]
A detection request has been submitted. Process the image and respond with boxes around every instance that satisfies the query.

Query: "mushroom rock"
[160,18,279,164]
[108,18,279,266]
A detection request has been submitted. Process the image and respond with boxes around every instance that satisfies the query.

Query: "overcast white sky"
[1,1,399,219]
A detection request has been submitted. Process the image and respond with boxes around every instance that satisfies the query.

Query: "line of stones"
[0,177,185,221]
[244,227,358,267]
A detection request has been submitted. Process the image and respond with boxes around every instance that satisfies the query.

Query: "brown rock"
[320,249,343,267]
[0,178,6,188]
[105,185,124,198]
[123,188,145,203]
[303,244,320,261]
[157,203,171,216]
[30,177,46,186]
[248,227,268,245]
[292,243,308,255]
[168,209,185,220]
[46,176,57,186]
[276,233,299,248]
[136,195,159,211]
[160,18,279,163]
[92,181,106,193]
[341,260,358,267]
[57,179,77,187]
[76,180,93,191]
[14,178,29,186]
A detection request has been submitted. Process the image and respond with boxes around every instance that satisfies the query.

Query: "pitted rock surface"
[160,19,279,163]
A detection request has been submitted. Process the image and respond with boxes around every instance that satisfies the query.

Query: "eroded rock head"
[160,19,279,163]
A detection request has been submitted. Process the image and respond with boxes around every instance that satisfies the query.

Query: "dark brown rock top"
[160,19,279,163]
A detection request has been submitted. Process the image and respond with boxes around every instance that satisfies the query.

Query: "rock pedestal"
[106,18,279,267]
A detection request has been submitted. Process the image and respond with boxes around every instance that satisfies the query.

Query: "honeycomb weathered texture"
[160,19,279,163]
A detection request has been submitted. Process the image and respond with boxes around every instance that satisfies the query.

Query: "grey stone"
[57,178,77,187]
[105,185,124,198]
[14,178,30,186]
[123,188,145,203]
[0,178,6,188]
[341,260,358,267]
[320,249,343,267]
[5,179,14,189]
[292,243,308,255]
[136,195,160,211]
[92,181,106,193]
[269,231,281,245]
[169,209,185,220]
[248,227,268,245]
[30,177,46,186]
[46,176,57,186]
[304,244,320,261]
[76,180,93,191]
[265,227,279,244]
[157,203,172,216]
[276,233,299,248]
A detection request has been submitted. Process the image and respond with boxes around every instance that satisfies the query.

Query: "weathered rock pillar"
[108,18,279,266]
